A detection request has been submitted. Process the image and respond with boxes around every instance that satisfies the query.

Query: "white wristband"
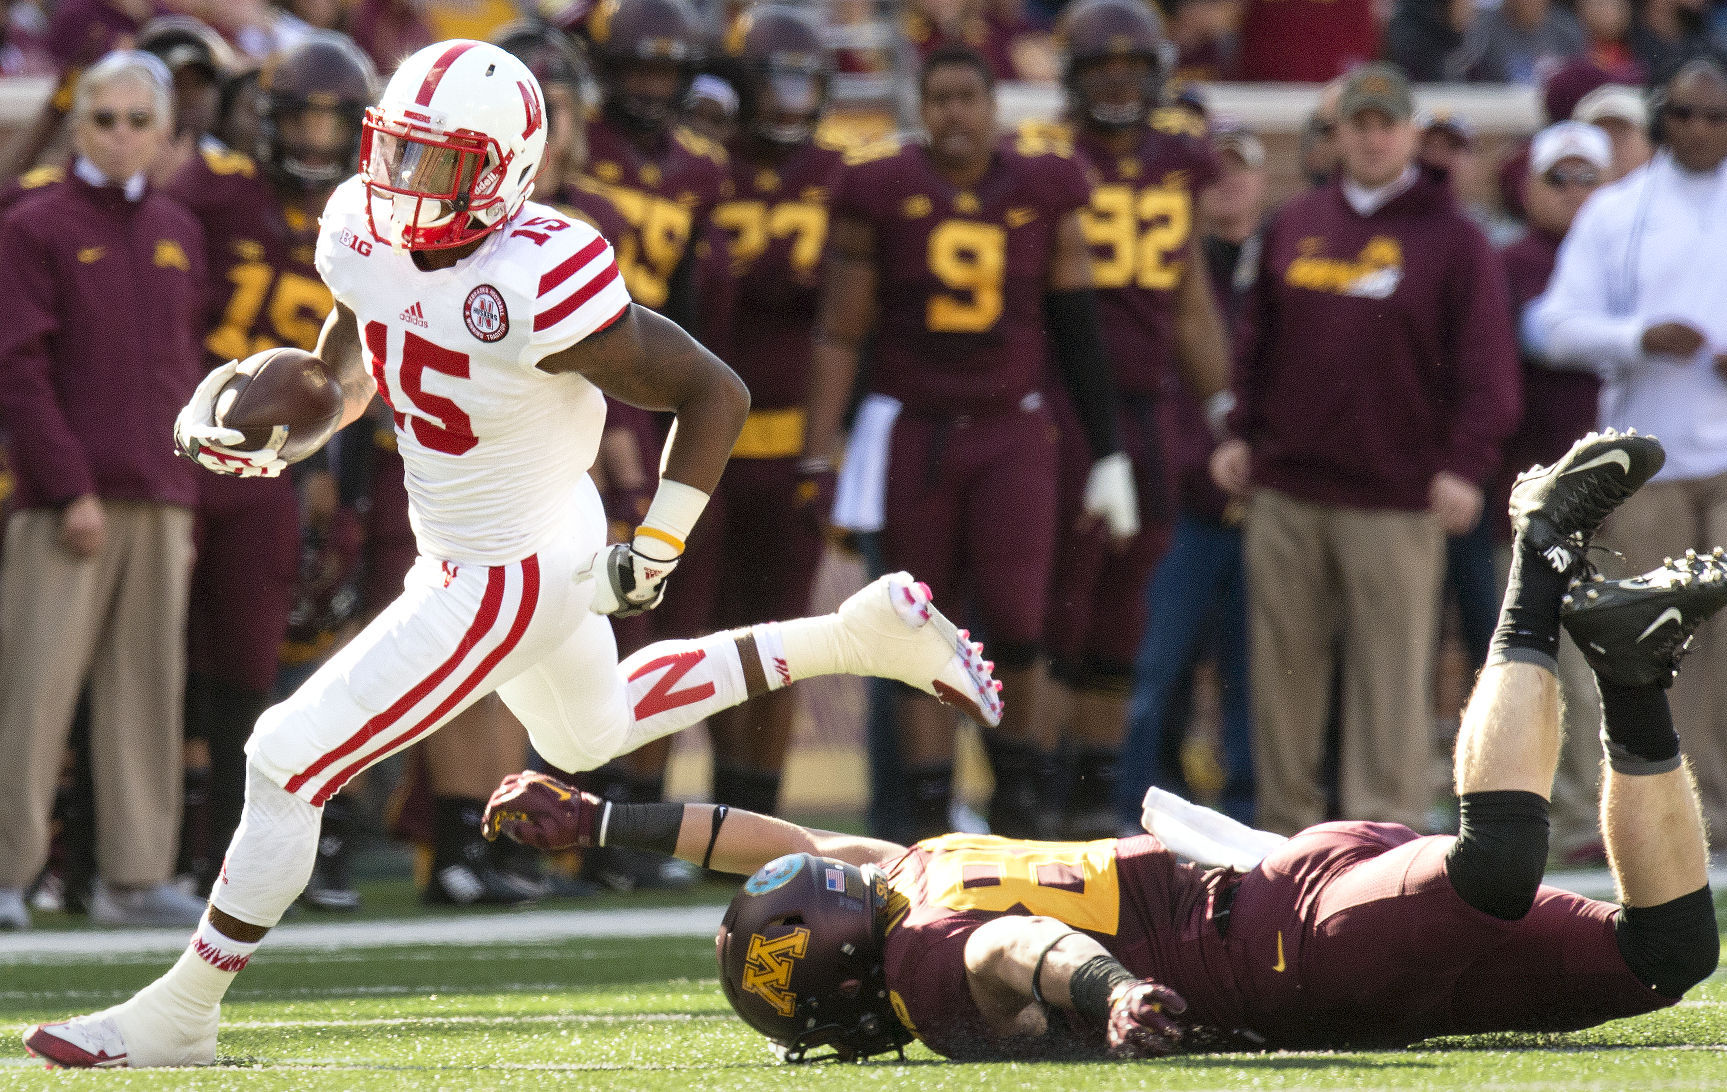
[634,478,710,560]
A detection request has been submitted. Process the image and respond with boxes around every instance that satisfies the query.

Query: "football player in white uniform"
[24,39,1003,1069]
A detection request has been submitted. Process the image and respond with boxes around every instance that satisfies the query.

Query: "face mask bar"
[359,108,510,250]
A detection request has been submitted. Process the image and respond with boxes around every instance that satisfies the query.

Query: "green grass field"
[1,897,1724,1091]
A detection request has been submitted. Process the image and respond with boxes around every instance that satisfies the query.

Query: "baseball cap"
[1573,84,1647,128]
[1418,109,1476,147]
[1530,120,1612,174]
[1210,120,1265,169]
[1338,63,1413,122]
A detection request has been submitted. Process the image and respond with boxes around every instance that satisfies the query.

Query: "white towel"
[830,393,902,533]
[1140,786,1288,872]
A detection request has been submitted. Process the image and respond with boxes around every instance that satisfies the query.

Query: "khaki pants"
[1245,488,1444,834]
[1597,471,1727,847]
[0,502,193,889]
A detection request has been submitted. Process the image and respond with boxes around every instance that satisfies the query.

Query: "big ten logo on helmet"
[742,928,810,1017]
[464,285,510,342]
[340,228,373,257]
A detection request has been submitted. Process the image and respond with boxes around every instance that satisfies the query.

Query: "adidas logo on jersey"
[400,301,429,328]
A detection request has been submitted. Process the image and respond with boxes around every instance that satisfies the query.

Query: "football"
[215,347,345,464]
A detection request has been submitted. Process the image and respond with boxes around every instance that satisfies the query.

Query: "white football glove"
[1083,451,1139,542]
[579,542,679,617]
[173,360,287,479]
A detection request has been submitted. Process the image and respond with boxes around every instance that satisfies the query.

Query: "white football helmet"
[361,39,548,250]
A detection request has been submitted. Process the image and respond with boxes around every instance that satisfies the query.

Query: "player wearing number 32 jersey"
[23,38,1003,1070]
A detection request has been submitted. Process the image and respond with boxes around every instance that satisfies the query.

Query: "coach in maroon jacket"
[1211,64,1521,834]
[0,51,208,930]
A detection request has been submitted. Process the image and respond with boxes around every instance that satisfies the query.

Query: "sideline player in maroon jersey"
[487,431,1720,1063]
[806,46,1135,842]
[1035,0,1232,837]
[657,5,845,817]
[165,32,378,892]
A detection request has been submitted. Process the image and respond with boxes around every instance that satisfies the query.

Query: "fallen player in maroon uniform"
[480,430,1720,1060]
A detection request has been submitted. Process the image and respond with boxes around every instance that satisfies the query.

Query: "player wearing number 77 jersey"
[24,38,1002,1070]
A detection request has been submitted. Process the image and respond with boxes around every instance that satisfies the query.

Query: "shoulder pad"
[1150,107,1207,139]
[18,164,63,190]
[673,127,728,165]
[200,145,258,177]
[842,136,902,167]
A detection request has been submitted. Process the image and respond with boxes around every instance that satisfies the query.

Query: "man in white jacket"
[1528,54,1727,846]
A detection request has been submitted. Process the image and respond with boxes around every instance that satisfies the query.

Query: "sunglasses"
[1542,167,1602,189]
[1663,103,1727,125]
[90,109,153,131]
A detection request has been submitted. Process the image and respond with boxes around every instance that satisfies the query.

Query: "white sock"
[617,633,751,752]
[749,617,856,686]
[143,916,260,1012]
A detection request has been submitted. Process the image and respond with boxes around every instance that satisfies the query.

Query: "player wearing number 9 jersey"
[22,38,1007,1069]
[808,45,1131,843]
[163,32,379,881]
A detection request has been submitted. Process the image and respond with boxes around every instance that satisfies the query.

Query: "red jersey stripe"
[534,262,621,332]
[311,556,543,805]
[415,42,478,107]
[538,236,607,297]
[283,565,507,798]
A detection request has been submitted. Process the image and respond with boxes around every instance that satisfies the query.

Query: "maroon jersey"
[881,833,1231,1059]
[1058,111,1219,395]
[880,824,1673,1059]
[165,143,333,366]
[707,139,845,409]
[833,138,1091,415]
[550,176,630,250]
[581,117,730,312]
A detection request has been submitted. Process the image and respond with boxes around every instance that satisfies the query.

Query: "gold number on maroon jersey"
[207,261,336,360]
[915,834,1123,935]
[1082,183,1192,291]
[604,186,694,309]
[926,220,1007,334]
[712,200,828,274]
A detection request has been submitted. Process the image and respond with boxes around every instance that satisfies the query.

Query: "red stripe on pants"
[310,556,543,805]
[284,566,507,798]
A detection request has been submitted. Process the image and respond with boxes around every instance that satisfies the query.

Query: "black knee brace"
[1445,790,1551,921]
[1615,887,1720,998]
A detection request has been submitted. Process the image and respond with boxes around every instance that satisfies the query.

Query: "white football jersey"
[315,177,632,566]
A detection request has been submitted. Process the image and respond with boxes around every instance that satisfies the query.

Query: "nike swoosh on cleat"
[1637,607,1684,643]
[1565,450,1632,476]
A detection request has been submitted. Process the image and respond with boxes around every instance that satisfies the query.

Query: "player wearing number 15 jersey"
[22,39,1003,1069]
[164,32,379,886]
[808,45,1132,843]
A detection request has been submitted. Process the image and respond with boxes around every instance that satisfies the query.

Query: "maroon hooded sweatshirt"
[1231,170,1521,511]
[0,168,205,511]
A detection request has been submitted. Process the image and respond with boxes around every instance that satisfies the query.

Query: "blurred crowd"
[2,0,1727,934]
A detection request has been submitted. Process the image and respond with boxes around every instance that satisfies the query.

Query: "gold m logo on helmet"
[742,927,810,1018]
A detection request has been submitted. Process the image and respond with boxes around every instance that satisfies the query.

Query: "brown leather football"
[215,347,344,464]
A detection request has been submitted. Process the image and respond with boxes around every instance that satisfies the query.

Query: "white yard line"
[0,904,726,963]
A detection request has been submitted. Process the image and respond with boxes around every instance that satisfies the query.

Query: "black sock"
[1598,681,1682,774]
[1615,887,1720,996]
[712,763,782,816]
[985,734,1049,840]
[1486,533,1571,668]
[431,796,489,868]
[907,762,953,841]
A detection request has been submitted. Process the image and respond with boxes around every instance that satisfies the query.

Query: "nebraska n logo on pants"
[247,524,756,803]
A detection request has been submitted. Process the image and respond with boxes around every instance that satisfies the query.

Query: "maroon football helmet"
[589,0,704,135]
[725,4,831,147]
[1062,0,1171,129]
[716,854,912,1063]
[256,31,378,189]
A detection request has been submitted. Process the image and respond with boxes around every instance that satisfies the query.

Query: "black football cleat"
[1562,549,1727,688]
[1509,429,1665,577]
